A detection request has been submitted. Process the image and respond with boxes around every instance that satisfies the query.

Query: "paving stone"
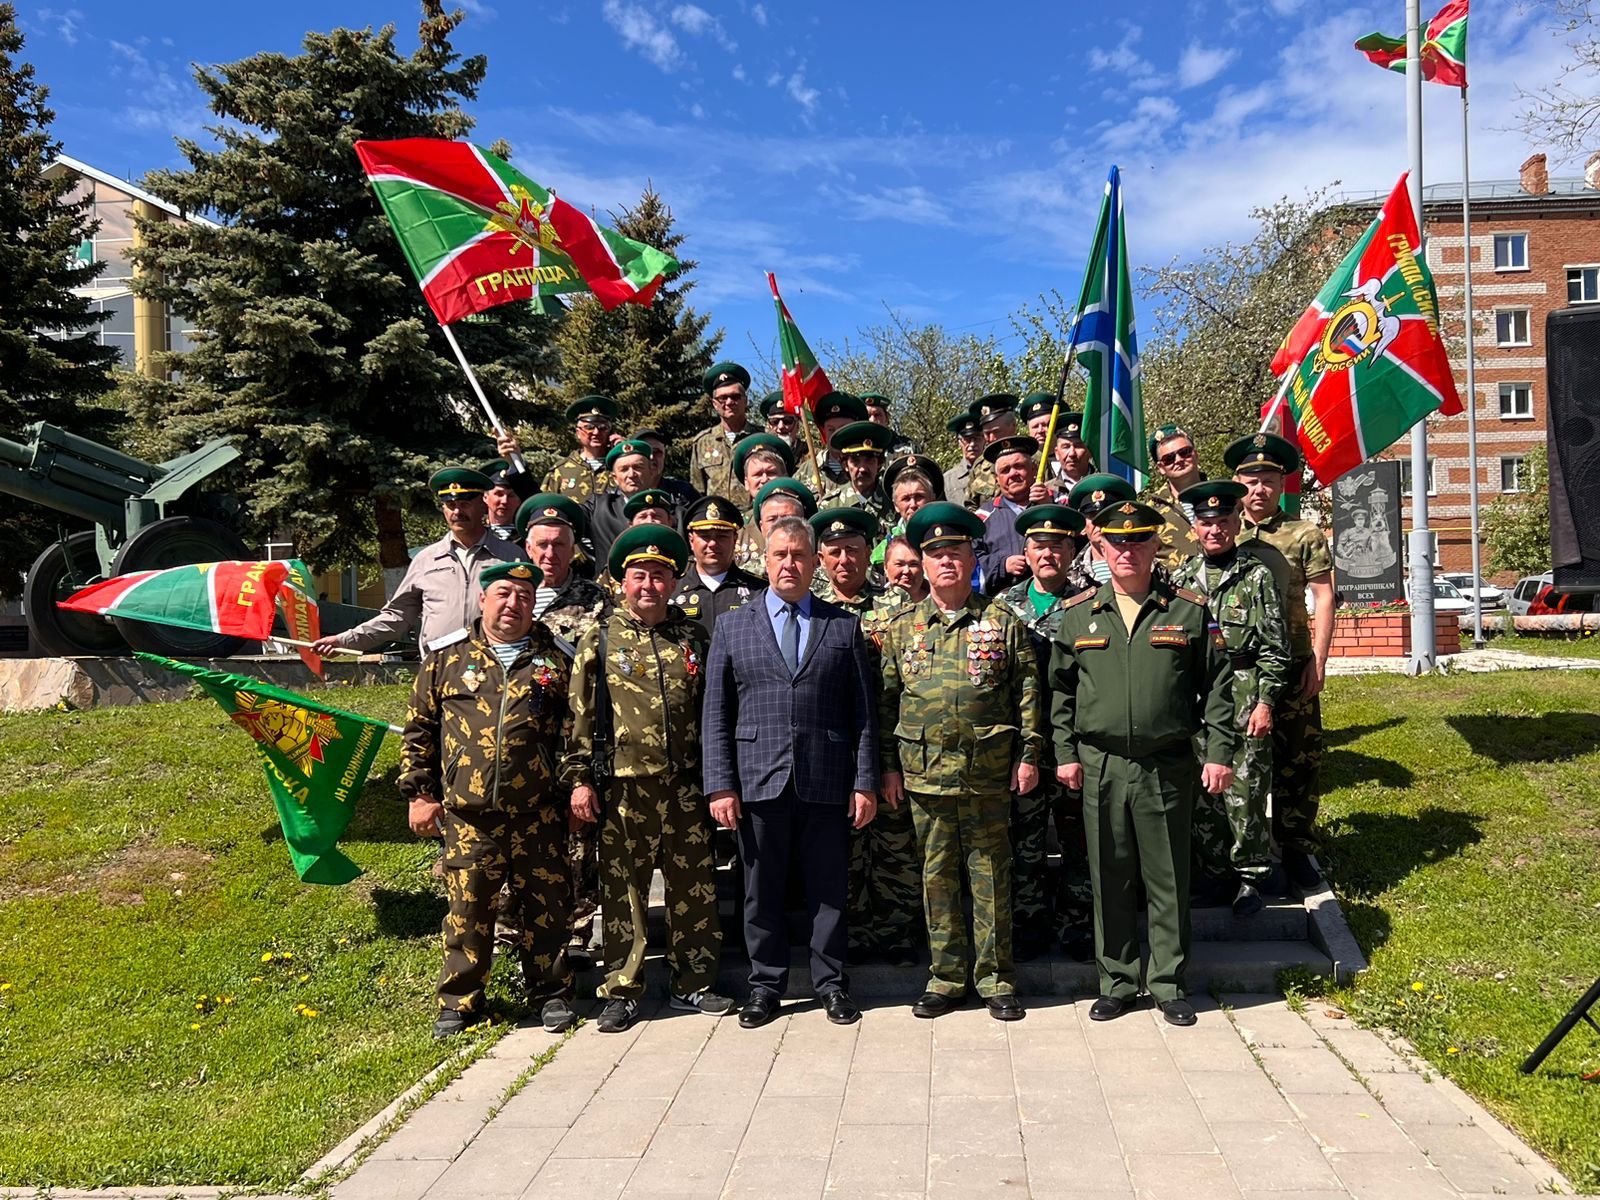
[1364,1070,1476,1126]
[1012,1068,1111,1126]
[595,1050,700,1099]
[930,1009,1010,1050]
[1227,1000,1326,1049]
[1124,1150,1242,1199]
[925,1152,1030,1197]
[492,1081,600,1128]
[1020,1120,1132,1192]
[1161,1025,1261,1072]
[1207,1120,1343,1192]
[422,1125,562,1200]
[839,1068,930,1124]
[552,1096,672,1159]
[761,1043,852,1097]
[930,1047,1015,1097]
[1325,1150,1459,1200]
[331,1157,447,1200]
[717,1152,829,1199]
[1004,1020,1096,1068]
[660,1069,766,1126]
[367,1102,486,1161]
[620,1123,741,1197]
[520,1155,637,1200]
[929,1095,1023,1156]
[1405,1124,1549,1194]
[1093,1044,1191,1095]
[1239,1191,1352,1200]
[1183,1069,1299,1124]
[737,1095,841,1158]
[827,1122,929,1193]
[1107,1093,1216,1154]
[1288,1091,1418,1155]
[1316,1026,1421,1075]
[1254,1045,1367,1095]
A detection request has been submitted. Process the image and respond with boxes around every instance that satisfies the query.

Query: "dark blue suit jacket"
[702,594,878,805]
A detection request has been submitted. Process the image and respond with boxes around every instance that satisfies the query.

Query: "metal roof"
[46,154,220,228]
[1336,176,1600,208]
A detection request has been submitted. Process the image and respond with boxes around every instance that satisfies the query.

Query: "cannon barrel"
[0,421,167,532]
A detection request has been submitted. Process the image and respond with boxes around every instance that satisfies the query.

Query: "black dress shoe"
[985,993,1025,1021]
[739,990,780,1028]
[1232,882,1264,918]
[1159,998,1197,1027]
[1089,995,1134,1022]
[912,990,959,1018]
[821,989,861,1025]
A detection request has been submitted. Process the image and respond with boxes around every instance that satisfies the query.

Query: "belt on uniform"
[1230,652,1257,669]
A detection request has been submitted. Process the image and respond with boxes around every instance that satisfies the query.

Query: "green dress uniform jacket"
[689,423,753,512]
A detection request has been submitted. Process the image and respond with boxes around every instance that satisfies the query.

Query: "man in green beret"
[1050,411,1095,496]
[624,488,677,526]
[1172,481,1290,916]
[962,393,1021,511]
[1067,473,1137,589]
[993,504,1095,960]
[829,421,897,527]
[1228,432,1335,892]
[872,453,945,576]
[862,391,918,456]
[733,432,797,498]
[943,411,982,507]
[315,467,526,659]
[691,361,756,511]
[400,558,576,1038]
[675,495,766,640]
[736,476,818,574]
[879,502,1042,1020]
[562,526,730,1032]
[797,391,868,506]
[1144,423,1205,572]
[760,390,801,453]
[1049,499,1237,1027]
[542,395,619,503]
[976,435,1054,595]
[585,439,682,566]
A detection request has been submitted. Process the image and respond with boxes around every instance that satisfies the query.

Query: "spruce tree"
[0,3,119,593]
[127,1,558,572]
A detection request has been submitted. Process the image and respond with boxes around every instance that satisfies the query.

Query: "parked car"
[1406,578,1472,614]
[1507,573,1550,617]
[1507,573,1599,616]
[1440,572,1505,609]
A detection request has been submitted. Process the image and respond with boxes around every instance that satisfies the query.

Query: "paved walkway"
[321,993,1577,1200]
[1327,647,1600,675]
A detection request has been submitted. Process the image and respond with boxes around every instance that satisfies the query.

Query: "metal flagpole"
[438,321,528,474]
[1460,83,1486,648]
[1406,0,1438,672]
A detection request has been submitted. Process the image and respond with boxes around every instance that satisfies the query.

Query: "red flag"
[767,272,832,414]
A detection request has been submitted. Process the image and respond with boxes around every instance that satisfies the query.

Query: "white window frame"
[1567,264,1600,305]
[1497,381,1534,420]
[1500,455,1527,493]
[1399,457,1438,498]
[1494,232,1529,272]
[1494,307,1532,347]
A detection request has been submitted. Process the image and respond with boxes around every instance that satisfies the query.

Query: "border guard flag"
[767,272,833,414]
[1069,166,1146,488]
[1356,0,1468,88]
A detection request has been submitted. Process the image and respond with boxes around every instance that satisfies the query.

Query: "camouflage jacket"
[839,484,893,528]
[733,519,766,574]
[1239,510,1334,660]
[797,455,851,507]
[962,457,998,511]
[688,423,753,511]
[1145,486,1202,572]
[877,592,1042,794]
[541,452,607,504]
[560,606,709,787]
[399,621,571,815]
[536,574,611,653]
[1172,547,1291,713]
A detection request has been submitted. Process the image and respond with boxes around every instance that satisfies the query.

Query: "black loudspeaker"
[1545,308,1600,590]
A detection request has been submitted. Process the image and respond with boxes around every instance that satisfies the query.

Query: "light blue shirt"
[764,588,812,663]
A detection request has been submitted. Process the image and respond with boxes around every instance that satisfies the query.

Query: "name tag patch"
[1150,632,1189,648]
[1074,636,1109,650]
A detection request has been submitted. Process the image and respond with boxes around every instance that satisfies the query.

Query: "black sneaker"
[1232,882,1264,918]
[432,1008,477,1039]
[669,989,736,1015]
[596,997,639,1033]
[541,997,577,1033]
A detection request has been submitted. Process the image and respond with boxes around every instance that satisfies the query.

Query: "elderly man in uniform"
[736,476,817,574]
[1051,411,1095,496]
[1230,432,1335,892]
[797,391,869,505]
[631,427,699,506]
[675,495,766,640]
[861,392,917,456]
[585,438,681,564]
[400,560,576,1038]
[962,393,1020,511]
[976,435,1053,595]
[314,468,524,659]
[563,526,731,1032]
[1172,480,1290,918]
[760,390,801,452]
[943,411,982,508]
[1050,500,1236,1027]
[542,396,618,503]
[1066,474,1137,589]
[1145,424,1205,570]
[690,361,756,510]
[994,503,1094,960]
[878,502,1042,1020]
[871,453,943,577]
[734,432,796,507]
[829,421,897,527]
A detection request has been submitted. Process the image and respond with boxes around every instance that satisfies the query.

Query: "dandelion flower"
[0,982,13,992]
[189,1022,201,1031]
[260,952,273,962]
[1411,981,1425,992]
[298,974,310,983]
[1447,1046,1460,1054]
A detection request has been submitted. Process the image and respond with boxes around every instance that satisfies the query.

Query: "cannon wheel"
[23,532,131,658]
[110,516,255,658]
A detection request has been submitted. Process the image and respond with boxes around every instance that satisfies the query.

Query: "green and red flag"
[353,138,679,324]
[1355,0,1468,88]
[767,271,832,413]
[137,654,390,884]
[1269,174,1463,485]
[59,559,325,675]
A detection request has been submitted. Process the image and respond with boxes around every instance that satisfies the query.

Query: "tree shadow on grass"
[1323,716,1406,750]
[1447,713,1600,765]
[371,887,448,939]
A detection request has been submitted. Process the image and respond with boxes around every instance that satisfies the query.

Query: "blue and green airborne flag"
[1069,166,1146,488]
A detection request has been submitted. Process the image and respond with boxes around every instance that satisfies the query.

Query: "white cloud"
[787,68,820,115]
[751,3,769,27]
[837,184,957,227]
[601,0,683,72]
[732,63,747,82]
[34,7,85,46]
[1177,43,1237,89]
[671,4,737,51]
[1088,23,1156,80]
[456,0,498,19]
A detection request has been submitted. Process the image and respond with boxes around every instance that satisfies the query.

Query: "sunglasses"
[1103,532,1155,546]
[1157,446,1195,466]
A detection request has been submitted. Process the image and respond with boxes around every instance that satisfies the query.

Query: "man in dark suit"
[702,515,879,1028]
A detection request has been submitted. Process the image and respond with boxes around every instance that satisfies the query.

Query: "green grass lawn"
[1320,672,1600,1191]
[0,682,525,1189]
[1483,628,1600,659]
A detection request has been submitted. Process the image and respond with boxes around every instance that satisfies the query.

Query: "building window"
[1399,457,1438,497]
[1494,233,1528,270]
[87,293,135,369]
[1498,382,1533,419]
[1494,308,1531,347]
[1567,266,1600,304]
[1500,455,1527,492]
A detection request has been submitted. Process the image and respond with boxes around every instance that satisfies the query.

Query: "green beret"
[905,502,985,551]
[859,391,893,410]
[703,361,751,393]
[1067,472,1136,517]
[1224,431,1301,475]
[565,394,618,423]
[970,392,1019,422]
[1180,480,1246,518]
[685,495,743,531]
[982,434,1040,465]
[946,410,981,436]
[515,492,586,540]
[754,476,818,518]
[812,391,868,426]
[1019,392,1056,423]
[430,466,492,499]
[1054,411,1087,441]
[479,458,514,488]
[883,452,945,500]
[480,559,543,590]
[829,421,896,457]
[608,524,689,578]
[810,506,879,544]
[732,431,797,480]
[1148,422,1193,462]
[1015,503,1085,539]
[623,488,675,519]
[603,438,654,470]
[1094,500,1164,541]
[760,390,789,419]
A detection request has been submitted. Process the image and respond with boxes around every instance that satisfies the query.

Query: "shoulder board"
[1061,587,1097,610]
[1174,587,1207,607]
[425,627,470,652]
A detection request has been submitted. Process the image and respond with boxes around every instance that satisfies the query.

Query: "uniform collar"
[431,530,495,560]
[919,592,982,626]
[1091,579,1171,612]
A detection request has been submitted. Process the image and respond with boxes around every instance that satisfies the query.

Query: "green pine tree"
[0,2,119,594]
[126,1,558,572]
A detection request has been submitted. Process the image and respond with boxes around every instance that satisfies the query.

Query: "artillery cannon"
[4,422,252,658]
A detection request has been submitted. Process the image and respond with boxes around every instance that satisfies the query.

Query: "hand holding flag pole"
[437,322,526,474]
[1034,346,1080,486]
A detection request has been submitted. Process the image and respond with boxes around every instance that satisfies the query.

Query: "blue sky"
[16,0,1583,373]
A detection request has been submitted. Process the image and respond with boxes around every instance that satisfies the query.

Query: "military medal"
[683,644,700,678]
[462,666,481,691]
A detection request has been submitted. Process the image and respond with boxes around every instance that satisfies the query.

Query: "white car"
[1406,578,1472,614]
[1441,572,1506,609]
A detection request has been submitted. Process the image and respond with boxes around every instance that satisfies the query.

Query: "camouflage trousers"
[908,789,1014,998]
[1050,783,1094,943]
[1193,682,1274,885]
[1271,657,1325,854]
[439,805,572,1015]
[568,823,600,938]
[1010,784,1052,951]
[597,776,721,1001]
[847,795,923,957]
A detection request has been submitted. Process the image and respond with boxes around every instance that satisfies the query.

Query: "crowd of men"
[311,361,1335,1039]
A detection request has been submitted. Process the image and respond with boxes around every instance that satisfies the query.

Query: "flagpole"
[1459,83,1485,648]
[1260,369,1294,434]
[1406,0,1438,672]
[438,321,528,474]
[1035,348,1079,486]
[266,635,364,658]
